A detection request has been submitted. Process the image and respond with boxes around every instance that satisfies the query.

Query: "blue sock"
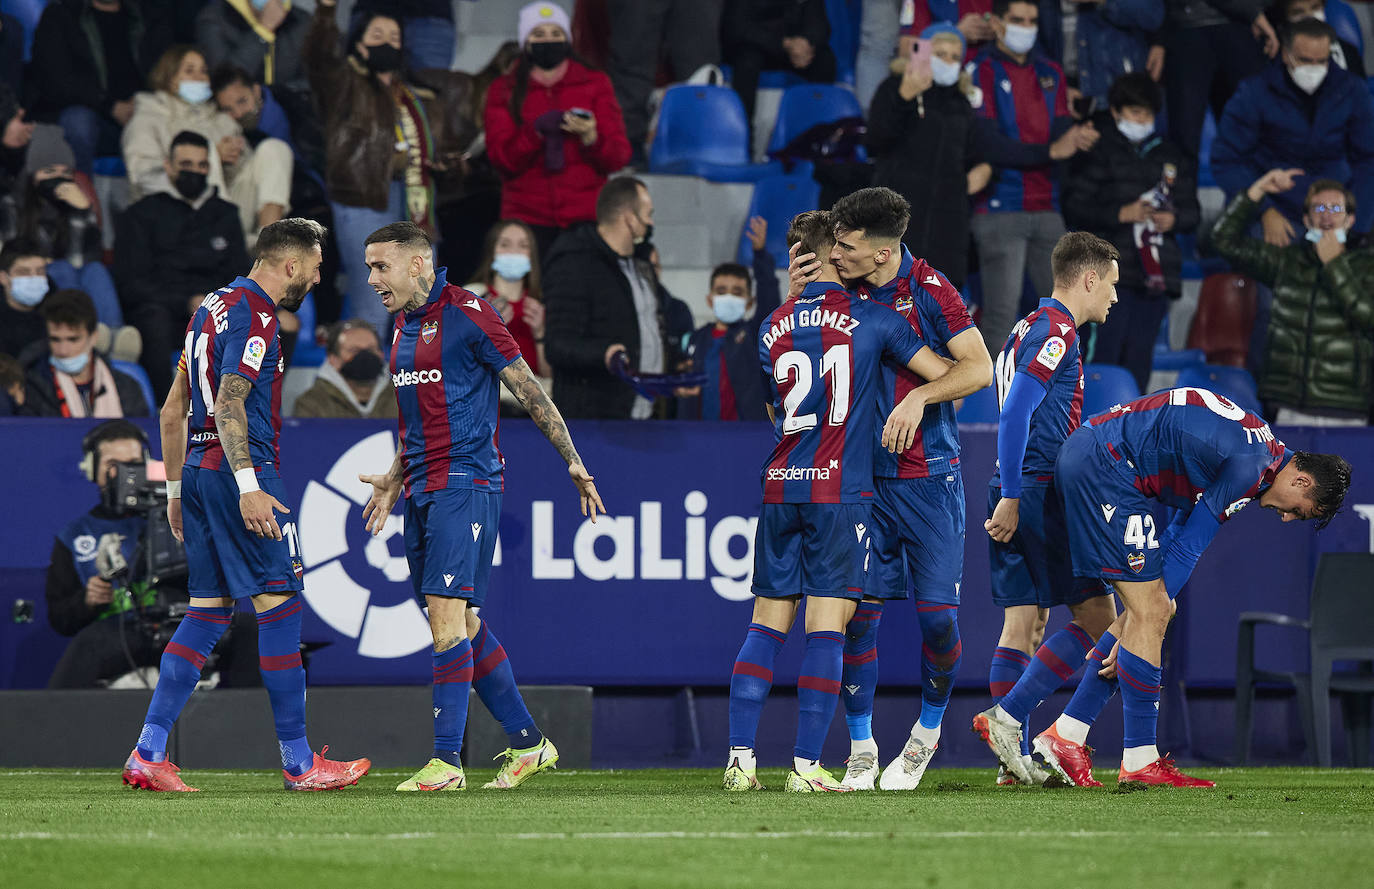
[917,602,961,731]
[728,623,786,748]
[137,605,231,762]
[256,598,312,776]
[1063,631,1120,728]
[432,638,474,766]
[1116,646,1163,750]
[842,603,882,741]
[795,630,844,761]
[999,622,1094,725]
[989,645,1032,755]
[471,621,542,750]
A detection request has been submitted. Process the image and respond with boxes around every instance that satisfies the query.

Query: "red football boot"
[1118,755,1215,788]
[122,749,199,792]
[1034,725,1105,788]
[283,745,372,791]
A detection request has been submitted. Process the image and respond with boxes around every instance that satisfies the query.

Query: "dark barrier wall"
[2,417,1371,690]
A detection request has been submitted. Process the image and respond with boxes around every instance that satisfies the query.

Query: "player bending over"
[358,222,604,792]
[123,219,371,792]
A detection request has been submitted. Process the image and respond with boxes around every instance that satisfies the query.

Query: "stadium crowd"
[0,0,1370,428]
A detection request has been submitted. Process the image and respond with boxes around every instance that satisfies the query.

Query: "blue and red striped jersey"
[972,46,1070,214]
[853,246,974,479]
[390,270,524,495]
[992,297,1084,482]
[759,282,926,504]
[1087,388,1290,522]
[182,276,285,473]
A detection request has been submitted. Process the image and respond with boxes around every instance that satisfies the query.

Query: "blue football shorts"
[752,502,872,599]
[987,478,1111,609]
[181,466,303,600]
[403,487,502,608]
[865,472,965,604]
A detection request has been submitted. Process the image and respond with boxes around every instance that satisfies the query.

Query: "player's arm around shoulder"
[214,372,288,541]
[498,357,607,522]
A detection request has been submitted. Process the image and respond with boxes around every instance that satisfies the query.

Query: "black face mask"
[173,170,207,200]
[36,176,76,204]
[363,42,403,74]
[340,350,385,382]
[238,108,261,133]
[528,40,570,71]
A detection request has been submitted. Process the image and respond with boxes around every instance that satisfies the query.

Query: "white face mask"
[1002,22,1037,55]
[1306,226,1348,244]
[930,57,962,87]
[1290,62,1329,94]
[1116,118,1154,143]
[712,294,748,325]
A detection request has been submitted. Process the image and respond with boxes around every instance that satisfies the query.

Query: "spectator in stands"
[1063,72,1199,391]
[969,0,1098,353]
[724,0,837,136]
[855,0,901,110]
[899,0,997,59]
[304,0,473,338]
[0,352,24,415]
[349,1,457,71]
[1276,0,1362,75]
[678,216,781,421]
[868,24,991,291]
[485,3,631,263]
[0,11,23,99]
[0,83,37,244]
[114,130,249,400]
[1212,18,1374,246]
[605,0,725,166]
[1147,0,1277,159]
[28,0,172,174]
[544,176,666,419]
[196,0,312,99]
[21,289,149,418]
[123,45,292,248]
[1213,168,1374,425]
[0,240,52,360]
[290,320,398,419]
[1073,0,1164,110]
[465,219,548,377]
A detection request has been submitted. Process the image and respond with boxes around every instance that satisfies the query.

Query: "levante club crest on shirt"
[1128,551,1146,573]
[421,320,439,344]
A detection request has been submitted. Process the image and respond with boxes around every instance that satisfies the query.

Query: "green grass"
[2,767,1372,889]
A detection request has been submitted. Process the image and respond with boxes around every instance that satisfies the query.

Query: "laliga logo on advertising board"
[298,433,759,660]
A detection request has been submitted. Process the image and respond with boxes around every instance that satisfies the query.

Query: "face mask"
[9,275,49,307]
[1306,227,1348,244]
[631,215,653,247]
[177,80,212,105]
[50,351,90,375]
[364,43,404,74]
[1290,63,1328,94]
[528,40,571,71]
[1002,22,1037,55]
[491,252,532,281]
[173,170,207,200]
[251,0,271,9]
[712,294,748,325]
[340,350,385,382]
[238,108,261,133]
[1290,9,1325,21]
[930,57,962,87]
[36,176,76,203]
[1116,118,1154,143]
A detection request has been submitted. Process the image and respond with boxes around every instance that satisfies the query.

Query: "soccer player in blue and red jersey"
[812,187,994,791]
[724,211,968,793]
[357,222,604,793]
[984,388,1351,787]
[972,232,1120,787]
[123,219,372,792]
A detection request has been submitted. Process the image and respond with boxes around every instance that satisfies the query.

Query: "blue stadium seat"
[109,358,155,411]
[1198,109,1218,188]
[1082,363,1141,417]
[766,84,864,156]
[736,166,821,267]
[291,291,325,368]
[1327,0,1363,55]
[956,384,1000,424]
[1,0,46,62]
[1175,364,1263,418]
[1151,314,1206,372]
[825,0,861,86]
[649,85,781,182]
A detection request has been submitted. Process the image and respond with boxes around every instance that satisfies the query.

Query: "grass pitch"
[2,767,1371,889]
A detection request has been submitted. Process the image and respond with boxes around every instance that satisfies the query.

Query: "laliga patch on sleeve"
[1224,497,1252,518]
[1035,336,1066,370]
[243,335,267,372]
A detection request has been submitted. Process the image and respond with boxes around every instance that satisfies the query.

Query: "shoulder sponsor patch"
[1035,336,1066,370]
[243,335,267,371]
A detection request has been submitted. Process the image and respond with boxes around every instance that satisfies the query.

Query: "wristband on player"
[234,467,261,495]
[165,479,182,499]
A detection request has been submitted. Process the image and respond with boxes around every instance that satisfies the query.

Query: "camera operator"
[45,420,258,688]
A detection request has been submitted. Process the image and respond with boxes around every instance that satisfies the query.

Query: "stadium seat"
[1082,363,1140,417]
[109,358,155,411]
[736,166,821,266]
[956,384,1000,424]
[1151,314,1207,372]
[291,292,326,368]
[1198,109,1218,189]
[1175,364,1263,417]
[765,84,864,157]
[825,0,861,86]
[649,85,782,182]
[1235,552,1374,767]
[1326,0,1363,56]
[1,0,46,61]
[1186,273,1258,368]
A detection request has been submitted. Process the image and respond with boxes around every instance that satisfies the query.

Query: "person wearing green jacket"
[1211,166,1374,424]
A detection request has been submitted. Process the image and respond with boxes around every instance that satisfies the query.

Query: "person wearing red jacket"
[484,2,631,262]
